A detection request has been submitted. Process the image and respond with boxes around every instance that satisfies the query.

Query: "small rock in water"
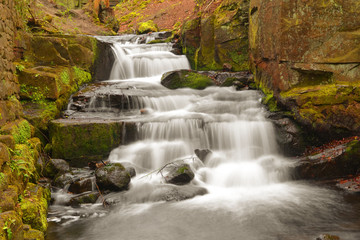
[68,177,94,194]
[164,163,195,185]
[316,234,340,240]
[95,163,131,191]
[68,191,100,207]
[194,149,212,162]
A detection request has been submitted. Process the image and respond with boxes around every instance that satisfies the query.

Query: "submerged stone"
[68,191,100,207]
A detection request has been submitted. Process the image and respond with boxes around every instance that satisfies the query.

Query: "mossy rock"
[0,210,24,240]
[0,135,15,151]
[20,183,50,232]
[161,70,215,90]
[0,119,32,144]
[137,20,159,34]
[0,186,18,212]
[0,142,10,168]
[95,163,130,191]
[23,225,44,240]
[49,119,136,167]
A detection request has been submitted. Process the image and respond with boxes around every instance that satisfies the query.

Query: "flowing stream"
[47,34,360,240]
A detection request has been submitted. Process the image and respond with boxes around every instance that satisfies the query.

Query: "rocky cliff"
[181,0,250,71]
[250,0,360,138]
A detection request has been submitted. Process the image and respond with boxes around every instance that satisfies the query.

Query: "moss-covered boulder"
[43,158,70,179]
[20,183,51,232]
[0,119,32,144]
[95,163,131,191]
[277,83,360,136]
[181,0,249,71]
[164,163,195,185]
[0,211,24,240]
[23,224,44,240]
[49,119,137,167]
[137,20,159,34]
[161,70,215,90]
[0,186,18,212]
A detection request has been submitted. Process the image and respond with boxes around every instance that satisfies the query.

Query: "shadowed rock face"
[250,0,360,137]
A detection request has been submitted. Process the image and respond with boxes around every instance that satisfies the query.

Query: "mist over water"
[47,34,360,240]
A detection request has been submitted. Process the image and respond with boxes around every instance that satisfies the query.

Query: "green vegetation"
[161,71,215,90]
[137,20,159,34]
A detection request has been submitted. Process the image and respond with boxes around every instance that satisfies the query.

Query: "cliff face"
[250,0,360,136]
[181,0,250,71]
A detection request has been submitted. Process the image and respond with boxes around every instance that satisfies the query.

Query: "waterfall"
[48,34,360,240]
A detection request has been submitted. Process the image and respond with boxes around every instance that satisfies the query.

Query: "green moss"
[161,71,214,90]
[262,93,280,112]
[20,183,50,232]
[137,20,159,34]
[49,121,131,166]
[73,66,92,86]
[0,120,32,145]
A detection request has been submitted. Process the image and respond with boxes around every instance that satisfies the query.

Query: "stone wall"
[250,0,360,137]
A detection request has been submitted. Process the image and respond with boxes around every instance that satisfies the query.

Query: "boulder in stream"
[163,163,195,185]
[43,158,70,178]
[161,70,215,90]
[95,163,131,191]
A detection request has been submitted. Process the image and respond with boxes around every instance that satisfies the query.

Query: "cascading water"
[47,34,360,240]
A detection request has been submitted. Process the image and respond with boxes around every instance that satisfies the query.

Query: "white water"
[48,34,360,240]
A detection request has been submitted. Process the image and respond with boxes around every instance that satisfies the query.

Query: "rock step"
[49,119,137,167]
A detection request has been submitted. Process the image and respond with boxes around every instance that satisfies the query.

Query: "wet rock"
[161,70,214,90]
[68,191,100,207]
[194,149,212,162]
[125,167,136,178]
[103,184,208,204]
[95,163,131,191]
[151,185,208,202]
[44,158,70,178]
[268,113,306,156]
[316,234,340,240]
[53,168,93,189]
[93,40,115,81]
[294,140,360,180]
[68,177,94,194]
[163,163,195,185]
